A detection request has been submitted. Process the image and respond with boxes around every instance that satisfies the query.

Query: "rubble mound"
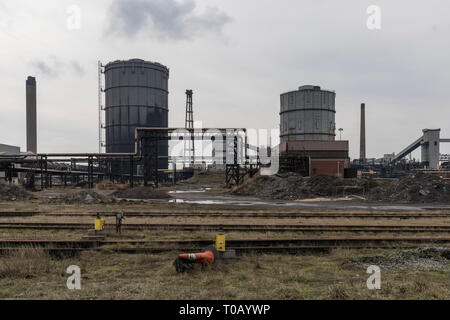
[112,186,171,199]
[61,190,111,204]
[0,181,34,201]
[232,173,371,200]
[304,174,342,196]
[181,169,226,185]
[368,173,450,203]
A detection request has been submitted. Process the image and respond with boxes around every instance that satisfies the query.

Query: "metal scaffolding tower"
[98,61,105,153]
[184,90,194,167]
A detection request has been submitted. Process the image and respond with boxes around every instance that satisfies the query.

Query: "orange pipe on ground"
[178,251,214,265]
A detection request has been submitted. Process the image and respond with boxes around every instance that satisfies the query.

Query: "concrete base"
[203,245,239,263]
[215,249,239,263]
[87,229,108,236]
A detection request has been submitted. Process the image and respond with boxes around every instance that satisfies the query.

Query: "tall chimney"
[26,76,37,154]
[360,103,366,162]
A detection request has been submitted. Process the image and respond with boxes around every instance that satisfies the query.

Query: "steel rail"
[1,237,449,248]
[0,211,449,219]
[0,222,449,233]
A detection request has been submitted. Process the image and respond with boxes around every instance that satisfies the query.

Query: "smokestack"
[360,103,366,162]
[26,76,37,154]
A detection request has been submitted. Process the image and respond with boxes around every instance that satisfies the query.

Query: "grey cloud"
[106,0,231,40]
[70,61,85,76]
[32,59,59,76]
[31,58,85,77]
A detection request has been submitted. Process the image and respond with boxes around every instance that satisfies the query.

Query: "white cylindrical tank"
[280,85,336,142]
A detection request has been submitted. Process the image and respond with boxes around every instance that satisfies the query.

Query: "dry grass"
[327,282,350,299]
[2,221,450,242]
[0,246,51,278]
[2,227,450,242]
[0,249,447,299]
[0,194,449,299]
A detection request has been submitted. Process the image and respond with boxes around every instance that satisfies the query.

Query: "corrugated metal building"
[280,85,336,142]
[0,143,20,155]
[104,58,169,169]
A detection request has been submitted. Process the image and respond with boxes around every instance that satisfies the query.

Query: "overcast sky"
[1,0,449,160]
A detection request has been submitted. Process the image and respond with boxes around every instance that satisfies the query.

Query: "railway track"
[1,211,450,219]
[0,222,449,233]
[0,237,449,255]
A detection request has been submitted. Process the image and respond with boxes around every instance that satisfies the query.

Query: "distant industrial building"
[0,143,20,155]
[393,128,450,169]
[0,144,21,183]
[279,85,349,177]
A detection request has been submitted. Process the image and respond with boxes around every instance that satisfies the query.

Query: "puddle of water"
[168,188,211,194]
[116,198,152,202]
[116,193,450,211]
[164,198,450,211]
[373,206,424,211]
[168,198,319,207]
[345,205,423,211]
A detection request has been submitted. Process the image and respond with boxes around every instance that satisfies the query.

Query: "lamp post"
[338,128,343,140]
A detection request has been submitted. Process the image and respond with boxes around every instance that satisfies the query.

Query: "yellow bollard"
[94,217,105,231]
[214,234,226,252]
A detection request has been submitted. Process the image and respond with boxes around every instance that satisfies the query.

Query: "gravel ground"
[47,190,112,204]
[368,172,450,203]
[112,186,171,199]
[232,173,377,200]
[355,247,450,270]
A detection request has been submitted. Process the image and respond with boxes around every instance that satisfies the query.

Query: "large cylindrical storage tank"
[104,59,169,169]
[280,85,336,142]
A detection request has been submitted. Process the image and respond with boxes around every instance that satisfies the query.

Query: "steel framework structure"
[184,90,194,167]
[0,127,261,189]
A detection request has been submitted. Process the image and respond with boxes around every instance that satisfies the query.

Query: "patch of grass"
[327,282,349,300]
[0,249,448,299]
[0,246,51,278]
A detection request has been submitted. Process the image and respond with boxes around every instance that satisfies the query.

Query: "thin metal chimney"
[26,76,37,154]
[184,90,194,167]
[360,103,366,162]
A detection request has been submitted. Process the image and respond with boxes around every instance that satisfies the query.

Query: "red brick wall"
[310,159,347,178]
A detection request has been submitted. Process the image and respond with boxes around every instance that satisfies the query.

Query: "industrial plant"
[1,59,449,187]
[0,57,449,302]
[2,0,450,309]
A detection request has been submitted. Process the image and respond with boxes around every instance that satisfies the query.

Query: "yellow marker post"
[215,234,226,252]
[94,217,105,231]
